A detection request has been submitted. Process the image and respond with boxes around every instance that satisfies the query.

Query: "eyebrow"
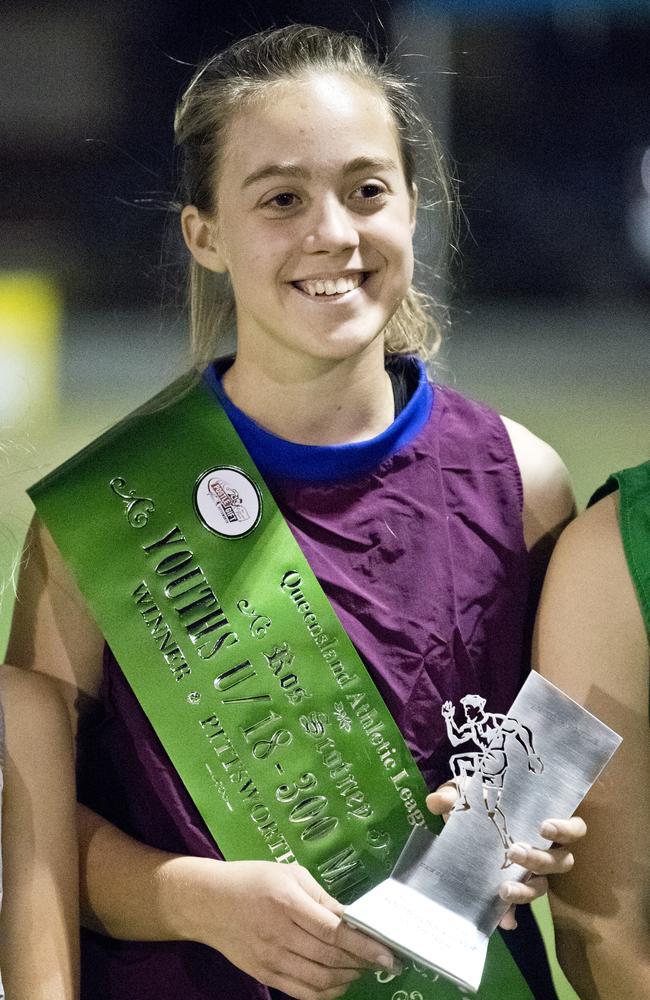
[241,155,400,190]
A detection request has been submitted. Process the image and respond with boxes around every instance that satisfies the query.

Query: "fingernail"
[507,845,527,864]
[541,822,558,839]
[500,883,514,901]
[376,953,402,974]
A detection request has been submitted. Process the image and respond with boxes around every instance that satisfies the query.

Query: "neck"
[221,341,394,446]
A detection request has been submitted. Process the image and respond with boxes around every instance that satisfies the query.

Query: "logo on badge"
[194,466,262,538]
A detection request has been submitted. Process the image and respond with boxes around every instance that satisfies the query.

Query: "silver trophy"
[344,672,621,993]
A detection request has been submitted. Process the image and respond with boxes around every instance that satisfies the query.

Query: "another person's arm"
[0,666,79,1000]
[533,492,650,999]
[3,515,102,999]
[7,520,400,999]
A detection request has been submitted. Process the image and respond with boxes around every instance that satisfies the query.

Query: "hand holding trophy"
[344,672,621,993]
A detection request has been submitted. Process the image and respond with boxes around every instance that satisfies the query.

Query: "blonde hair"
[174,25,454,369]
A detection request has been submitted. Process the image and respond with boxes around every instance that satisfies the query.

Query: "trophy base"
[344,877,488,994]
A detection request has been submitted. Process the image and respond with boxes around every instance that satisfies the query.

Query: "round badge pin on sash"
[194,466,262,538]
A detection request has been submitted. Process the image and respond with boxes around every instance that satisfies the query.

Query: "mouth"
[290,272,369,299]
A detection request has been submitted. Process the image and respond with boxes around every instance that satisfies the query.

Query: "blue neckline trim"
[202,357,433,484]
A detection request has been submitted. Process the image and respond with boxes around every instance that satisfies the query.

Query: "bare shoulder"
[535,490,648,706]
[547,490,622,572]
[541,491,633,615]
[500,415,575,550]
[539,491,650,997]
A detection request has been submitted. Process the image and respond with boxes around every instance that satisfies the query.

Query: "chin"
[299,319,389,362]
[310,335,384,364]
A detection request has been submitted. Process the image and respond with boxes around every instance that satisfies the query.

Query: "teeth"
[296,274,364,297]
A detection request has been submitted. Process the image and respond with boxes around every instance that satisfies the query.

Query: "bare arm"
[441,702,471,745]
[501,415,576,591]
[78,806,398,985]
[533,493,650,999]
[0,666,79,1000]
[7,517,400,999]
[2,517,106,998]
[6,516,105,724]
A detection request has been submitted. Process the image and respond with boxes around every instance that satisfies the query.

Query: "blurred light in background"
[0,273,61,425]
[627,147,650,269]
[1,0,649,308]
[0,1,647,601]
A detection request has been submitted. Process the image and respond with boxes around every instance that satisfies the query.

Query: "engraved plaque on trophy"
[343,672,622,993]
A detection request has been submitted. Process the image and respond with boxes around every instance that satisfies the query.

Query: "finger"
[426,783,457,817]
[293,865,345,918]
[291,891,400,973]
[333,920,402,974]
[500,874,548,905]
[498,905,518,931]
[507,842,574,876]
[290,885,345,942]
[286,924,379,972]
[314,884,345,918]
[280,951,363,991]
[539,816,587,844]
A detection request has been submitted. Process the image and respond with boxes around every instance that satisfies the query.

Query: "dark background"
[2,2,649,755]
[3,0,650,309]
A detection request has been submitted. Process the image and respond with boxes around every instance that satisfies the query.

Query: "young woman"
[7,25,584,1000]
[535,461,650,999]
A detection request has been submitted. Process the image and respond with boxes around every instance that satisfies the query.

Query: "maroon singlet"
[78,357,556,999]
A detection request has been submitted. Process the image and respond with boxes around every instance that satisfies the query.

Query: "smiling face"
[183,72,416,371]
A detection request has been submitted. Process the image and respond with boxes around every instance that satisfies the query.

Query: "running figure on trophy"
[441,695,544,866]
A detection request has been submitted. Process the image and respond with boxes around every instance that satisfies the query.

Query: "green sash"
[30,377,533,999]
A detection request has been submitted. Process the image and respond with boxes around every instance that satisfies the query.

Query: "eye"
[350,182,388,208]
[262,191,299,210]
[358,183,383,197]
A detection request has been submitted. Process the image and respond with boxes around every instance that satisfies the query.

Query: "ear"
[409,183,418,235]
[180,205,228,273]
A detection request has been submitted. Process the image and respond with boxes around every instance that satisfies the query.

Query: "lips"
[292,272,367,297]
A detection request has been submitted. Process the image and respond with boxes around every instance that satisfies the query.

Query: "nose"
[301,196,360,254]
